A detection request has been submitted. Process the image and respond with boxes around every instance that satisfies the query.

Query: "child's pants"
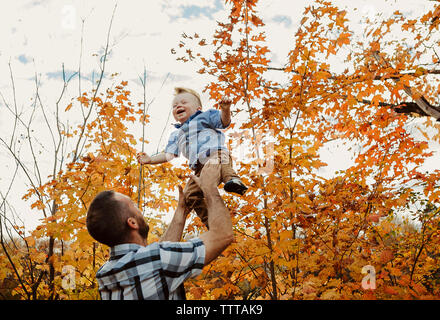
[183,149,238,228]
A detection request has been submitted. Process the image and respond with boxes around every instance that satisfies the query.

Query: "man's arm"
[160,185,190,242]
[191,160,234,265]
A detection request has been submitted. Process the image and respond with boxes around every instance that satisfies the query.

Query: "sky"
[0,0,438,232]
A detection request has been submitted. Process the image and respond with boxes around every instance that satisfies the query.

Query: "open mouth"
[176,108,185,115]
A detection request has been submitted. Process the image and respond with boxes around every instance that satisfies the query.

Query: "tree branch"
[372,51,440,121]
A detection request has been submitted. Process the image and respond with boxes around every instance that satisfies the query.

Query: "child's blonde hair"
[174,87,202,108]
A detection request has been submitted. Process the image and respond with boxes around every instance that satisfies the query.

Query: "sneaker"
[224,178,248,196]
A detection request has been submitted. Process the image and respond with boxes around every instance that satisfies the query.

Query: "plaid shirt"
[96,238,205,300]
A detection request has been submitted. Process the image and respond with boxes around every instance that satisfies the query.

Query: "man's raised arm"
[191,160,234,265]
[160,185,190,242]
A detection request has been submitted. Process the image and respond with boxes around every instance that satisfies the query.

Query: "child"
[137,87,247,228]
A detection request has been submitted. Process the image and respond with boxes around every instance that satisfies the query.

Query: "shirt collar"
[173,110,202,129]
[109,243,142,260]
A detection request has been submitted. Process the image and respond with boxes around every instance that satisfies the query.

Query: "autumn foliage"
[1,0,440,300]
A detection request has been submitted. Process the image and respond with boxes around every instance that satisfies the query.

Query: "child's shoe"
[224,178,248,196]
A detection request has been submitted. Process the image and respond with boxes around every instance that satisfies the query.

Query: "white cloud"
[166,0,218,8]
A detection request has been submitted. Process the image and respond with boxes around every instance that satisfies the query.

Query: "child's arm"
[219,96,232,127]
[137,152,176,165]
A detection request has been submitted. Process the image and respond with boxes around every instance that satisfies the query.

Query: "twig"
[138,66,147,208]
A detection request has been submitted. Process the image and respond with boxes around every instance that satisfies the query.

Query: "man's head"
[86,191,149,247]
[172,87,202,123]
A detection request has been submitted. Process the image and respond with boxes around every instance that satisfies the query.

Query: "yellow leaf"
[389,267,402,277]
[24,236,36,247]
[320,288,340,300]
[413,67,425,77]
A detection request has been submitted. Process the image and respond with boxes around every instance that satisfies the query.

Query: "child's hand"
[219,96,232,127]
[219,96,232,110]
[136,152,151,165]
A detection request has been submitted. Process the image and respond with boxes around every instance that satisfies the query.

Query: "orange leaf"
[337,32,350,46]
[367,214,380,223]
[380,250,394,263]
[384,286,398,295]
[77,96,89,107]
[31,200,45,210]
[189,287,204,299]
[412,283,427,295]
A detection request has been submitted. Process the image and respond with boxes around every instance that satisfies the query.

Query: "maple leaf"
[77,96,89,107]
[383,286,399,295]
[337,32,351,46]
[367,214,380,223]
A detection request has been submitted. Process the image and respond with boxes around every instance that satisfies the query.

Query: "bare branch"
[8,62,19,149]
[0,136,48,218]
[72,3,118,163]
[372,51,440,121]
[137,66,147,208]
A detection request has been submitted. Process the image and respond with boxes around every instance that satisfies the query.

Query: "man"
[86,160,234,300]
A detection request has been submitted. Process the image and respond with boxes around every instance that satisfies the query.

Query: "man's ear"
[127,217,139,230]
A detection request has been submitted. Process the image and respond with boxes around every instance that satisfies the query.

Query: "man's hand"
[136,152,151,165]
[176,185,191,217]
[189,159,221,193]
[193,159,234,265]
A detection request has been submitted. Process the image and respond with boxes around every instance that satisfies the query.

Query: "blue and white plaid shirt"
[165,109,228,170]
[96,238,205,300]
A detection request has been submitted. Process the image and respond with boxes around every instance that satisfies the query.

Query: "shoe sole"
[224,182,248,196]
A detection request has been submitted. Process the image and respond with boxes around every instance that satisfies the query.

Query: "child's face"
[172,92,202,123]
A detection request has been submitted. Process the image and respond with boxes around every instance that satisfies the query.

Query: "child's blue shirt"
[165,109,228,170]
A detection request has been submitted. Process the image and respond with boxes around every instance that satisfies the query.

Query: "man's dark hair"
[86,190,133,247]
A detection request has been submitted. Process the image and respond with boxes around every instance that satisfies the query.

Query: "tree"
[1,0,440,300]
[176,0,440,299]
[0,5,179,299]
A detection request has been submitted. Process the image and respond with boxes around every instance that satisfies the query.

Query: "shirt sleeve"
[164,130,180,156]
[207,109,228,129]
[158,238,205,293]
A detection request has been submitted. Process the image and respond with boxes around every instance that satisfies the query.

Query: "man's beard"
[136,216,149,240]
